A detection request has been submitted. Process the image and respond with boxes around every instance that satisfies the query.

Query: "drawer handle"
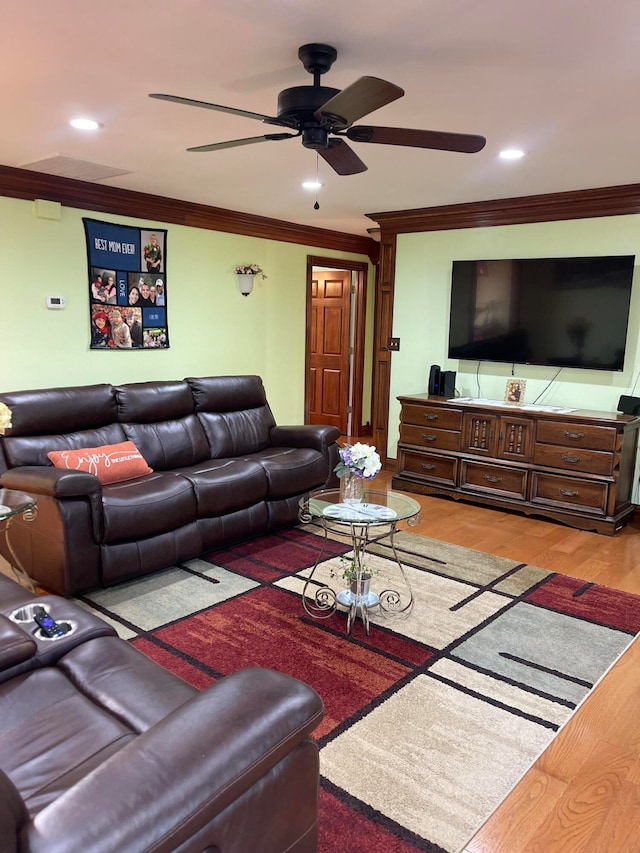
[564,430,585,440]
[421,463,436,470]
[560,488,579,497]
[562,453,581,463]
[422,434,437,442]
[484,475,503,483]
[424,413,438,421]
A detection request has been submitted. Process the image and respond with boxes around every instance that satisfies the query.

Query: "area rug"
[76,525,640,853]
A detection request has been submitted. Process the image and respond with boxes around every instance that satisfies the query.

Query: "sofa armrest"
[0,614,36,671]
[270,424,340,452]
[0,466,102,498]
[25,667,324,853]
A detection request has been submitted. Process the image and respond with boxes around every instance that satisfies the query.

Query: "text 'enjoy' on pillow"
[47,441,152,484]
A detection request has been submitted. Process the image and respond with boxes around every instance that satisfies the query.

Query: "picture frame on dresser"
[504,378,527,405]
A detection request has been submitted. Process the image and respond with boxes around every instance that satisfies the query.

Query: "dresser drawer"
[533,444,614,476]
[536,420,617,452]
[399,450,457,486]
[459,461,527,499]
[400,424,461,451]
[401,404,463,431]
[530,472,608,515]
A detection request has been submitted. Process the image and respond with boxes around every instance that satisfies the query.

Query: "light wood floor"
[373,467,640,853]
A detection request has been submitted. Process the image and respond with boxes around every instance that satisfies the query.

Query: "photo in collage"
[83,219,169,350]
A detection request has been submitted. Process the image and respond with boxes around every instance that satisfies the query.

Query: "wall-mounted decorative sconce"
[366,227,381,242]
[234,263,267,297]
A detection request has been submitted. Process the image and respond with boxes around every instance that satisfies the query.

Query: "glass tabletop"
[301,488,421,524]
[0,488,37,521]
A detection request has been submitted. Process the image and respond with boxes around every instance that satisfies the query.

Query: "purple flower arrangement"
[334,442,381,480]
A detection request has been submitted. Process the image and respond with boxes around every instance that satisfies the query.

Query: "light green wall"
[0,196,372,424]
[389,215,640,457]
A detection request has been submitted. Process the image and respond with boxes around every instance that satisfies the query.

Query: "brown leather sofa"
[0,572,324,853]
[0,376,340,596]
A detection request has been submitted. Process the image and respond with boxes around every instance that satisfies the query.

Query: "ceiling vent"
[19,155,132,182]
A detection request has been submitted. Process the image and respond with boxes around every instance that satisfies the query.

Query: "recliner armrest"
[270,424,340,452]
[0,613,36,671]
[25,667,324,853]
[0,466,102,498]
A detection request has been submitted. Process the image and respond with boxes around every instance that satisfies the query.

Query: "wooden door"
[307,270,351,432]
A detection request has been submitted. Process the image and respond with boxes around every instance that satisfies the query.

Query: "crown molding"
[0,164,376,258]
[367,183,640,234]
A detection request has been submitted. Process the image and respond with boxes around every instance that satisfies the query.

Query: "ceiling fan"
[150,43,486,175]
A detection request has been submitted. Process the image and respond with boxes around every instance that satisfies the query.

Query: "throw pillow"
[47,441,152,484]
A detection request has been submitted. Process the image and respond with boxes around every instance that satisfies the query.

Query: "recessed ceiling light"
[499,148,525,160]
[70,118,102,131]
[302,180,322,190]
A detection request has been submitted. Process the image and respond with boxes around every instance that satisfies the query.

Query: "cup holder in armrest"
[10,604,50,623]
[34,621,77,641]
[10,605,78,640]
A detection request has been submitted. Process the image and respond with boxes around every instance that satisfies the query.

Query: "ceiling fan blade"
[149,93,291,127]
[318,139,367,175]
[314,77,404,127]
[346,125,486,153]
[187,133,296,153]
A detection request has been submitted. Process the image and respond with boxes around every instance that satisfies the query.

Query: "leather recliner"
[0,375,340,596]
[0,573,324,853]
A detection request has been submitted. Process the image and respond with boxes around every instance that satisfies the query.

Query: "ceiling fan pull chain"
[314,152,320,210]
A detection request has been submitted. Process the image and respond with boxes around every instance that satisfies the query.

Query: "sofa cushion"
[250,447,330,499]
[116,380,211,470]
[101,472,196,543]
[187,375,269,413]
[3,424,127,469]
[58,637,196,733]
[199,409,275,458]
[176,458,268,517]
[188,375,276,457]
[47,441,152,484]
[0,667,136,817]
[0,384,116,437]
[122,416,210,471]
[0,767,28,841]
[115,380,194,423]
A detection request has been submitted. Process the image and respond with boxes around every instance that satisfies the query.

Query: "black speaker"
[617,395,640,415]
[428,364,441,395]
[440,370,457,398]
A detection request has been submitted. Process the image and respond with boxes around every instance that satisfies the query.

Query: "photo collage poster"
[83,218,169,350]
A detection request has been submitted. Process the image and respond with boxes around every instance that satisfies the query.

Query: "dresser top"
[397,393,640,428]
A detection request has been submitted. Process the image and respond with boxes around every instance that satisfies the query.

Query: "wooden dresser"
[392,394,640,535]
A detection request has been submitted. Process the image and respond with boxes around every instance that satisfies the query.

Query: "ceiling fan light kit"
[150,43,487,175]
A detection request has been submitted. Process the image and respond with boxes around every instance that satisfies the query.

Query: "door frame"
[305,256,369,435]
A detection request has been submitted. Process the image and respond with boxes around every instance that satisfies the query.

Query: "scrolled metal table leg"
[300,515,338,620]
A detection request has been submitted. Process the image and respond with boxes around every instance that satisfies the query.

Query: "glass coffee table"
[298,488,421,634]
[0,488,38,590]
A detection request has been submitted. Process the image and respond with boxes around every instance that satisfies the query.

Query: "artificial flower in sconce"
[234,263,267,297]
[0,402,12,435]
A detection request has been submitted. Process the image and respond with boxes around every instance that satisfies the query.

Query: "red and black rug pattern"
[80,526,640,853]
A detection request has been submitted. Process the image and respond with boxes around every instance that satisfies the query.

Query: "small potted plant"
[330,552,379,600]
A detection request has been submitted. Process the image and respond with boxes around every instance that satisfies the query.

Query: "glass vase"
[340,470,364,505]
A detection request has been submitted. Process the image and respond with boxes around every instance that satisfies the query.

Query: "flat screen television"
[447,256,635,371]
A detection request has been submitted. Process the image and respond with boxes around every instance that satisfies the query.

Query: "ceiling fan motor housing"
[277,86,341,122]
[277,85,346,148]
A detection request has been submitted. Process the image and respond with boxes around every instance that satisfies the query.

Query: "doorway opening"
[304,256,371,439]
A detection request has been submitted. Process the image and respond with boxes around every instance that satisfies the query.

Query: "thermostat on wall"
[46,296,66,309]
